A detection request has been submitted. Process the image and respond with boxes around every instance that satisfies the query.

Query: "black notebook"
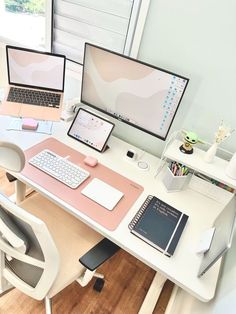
[129,195,188,257]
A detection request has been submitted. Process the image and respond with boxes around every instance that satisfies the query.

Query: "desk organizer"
[162,167,189,192]
[22,137,144,231]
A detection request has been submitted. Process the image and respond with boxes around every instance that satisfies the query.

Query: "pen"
[169,162,189,176]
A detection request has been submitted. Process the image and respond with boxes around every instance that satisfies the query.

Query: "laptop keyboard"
[29,149,90,189]
[7,87,61,108]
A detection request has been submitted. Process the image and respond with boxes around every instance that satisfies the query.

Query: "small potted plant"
[204,121,234,163]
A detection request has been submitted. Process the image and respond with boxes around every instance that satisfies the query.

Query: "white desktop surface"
[0,115,226,303]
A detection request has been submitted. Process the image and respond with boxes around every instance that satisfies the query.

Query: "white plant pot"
[204,143,218,163]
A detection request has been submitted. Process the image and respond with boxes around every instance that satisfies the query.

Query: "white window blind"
[52,0,150,64]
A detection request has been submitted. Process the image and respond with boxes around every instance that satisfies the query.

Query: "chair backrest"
[0,141,25,172]
[0,193,60,300]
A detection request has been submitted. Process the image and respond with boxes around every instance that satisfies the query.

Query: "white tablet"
[198,196,236,277]
[67,108,115,152]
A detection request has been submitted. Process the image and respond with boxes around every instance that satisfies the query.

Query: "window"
[52,0,150,64]
[0,0,150,68]
[0,0,52,50]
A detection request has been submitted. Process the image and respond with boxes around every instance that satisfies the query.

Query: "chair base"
[76,269,104,287]
[93,277,105,292]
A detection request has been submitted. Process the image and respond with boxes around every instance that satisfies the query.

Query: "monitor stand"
[103,145,110,152]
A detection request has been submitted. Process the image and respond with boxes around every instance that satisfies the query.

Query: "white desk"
[0,115,227,312]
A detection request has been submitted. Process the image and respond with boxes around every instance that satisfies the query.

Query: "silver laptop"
[0,45,66,121]
[198,196,236,277]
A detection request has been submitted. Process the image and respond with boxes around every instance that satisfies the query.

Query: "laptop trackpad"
[19,104,45,119]
[81,178,124,211]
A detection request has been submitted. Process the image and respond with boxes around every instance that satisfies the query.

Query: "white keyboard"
[29,149,90,189]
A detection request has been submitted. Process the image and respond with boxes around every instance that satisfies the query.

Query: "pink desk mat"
[22,137,144,231]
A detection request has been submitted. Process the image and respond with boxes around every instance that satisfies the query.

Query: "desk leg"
[15,180,27,204]
[138,272,167,314]
[164,284,178,314]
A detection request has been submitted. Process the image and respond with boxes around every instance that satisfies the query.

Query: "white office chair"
[0,141,119,313]
[0,141,25,173]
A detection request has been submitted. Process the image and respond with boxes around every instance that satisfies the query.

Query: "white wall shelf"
[164,139,236,190]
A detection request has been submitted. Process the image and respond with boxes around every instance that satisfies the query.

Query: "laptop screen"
[198,196,236,277]
[6,46,66,92]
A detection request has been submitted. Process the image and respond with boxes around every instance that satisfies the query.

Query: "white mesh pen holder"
[162,166,189,192]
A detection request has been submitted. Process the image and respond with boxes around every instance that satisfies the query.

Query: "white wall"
[137,0,236,156]
[140,6,236,308]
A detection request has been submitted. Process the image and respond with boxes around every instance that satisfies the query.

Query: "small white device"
[137,160,149,170]
[61,98,80,122]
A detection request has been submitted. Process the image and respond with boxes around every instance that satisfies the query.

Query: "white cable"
[137,149,146,161]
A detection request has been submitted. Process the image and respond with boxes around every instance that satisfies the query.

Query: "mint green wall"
[138,4,236,309]
[136,0,236,156]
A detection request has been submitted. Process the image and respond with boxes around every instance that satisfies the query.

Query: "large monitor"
[81,43,189,140]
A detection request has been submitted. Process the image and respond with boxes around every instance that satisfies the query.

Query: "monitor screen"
[81,43,189,140]
[6,45,66,92]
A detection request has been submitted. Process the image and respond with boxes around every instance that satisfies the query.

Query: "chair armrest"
[6,173,17,183]
[79,238,120,271]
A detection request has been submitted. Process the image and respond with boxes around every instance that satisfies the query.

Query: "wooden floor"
[0,169,174,313]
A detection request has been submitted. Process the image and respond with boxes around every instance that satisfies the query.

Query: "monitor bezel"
[6,45,66,93]
[80,42,189,141]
